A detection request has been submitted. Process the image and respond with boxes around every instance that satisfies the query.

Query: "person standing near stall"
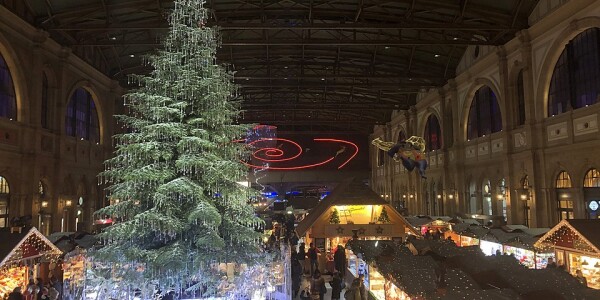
[331,271,343,300]
[308,243,320,276]
[333,245,346,277]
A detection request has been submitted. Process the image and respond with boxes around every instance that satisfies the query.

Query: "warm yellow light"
[437,194,441,199]
[65,200,72,207]
[41,201,48,208]
[520,194,528,200]
[497,194,503,200]
[448,194,454,199]
[409,194,414,198]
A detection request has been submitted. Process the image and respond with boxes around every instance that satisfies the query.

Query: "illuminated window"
[467,85,502,140]
[556,171,573,188]
[0,176,9,228]
[584,168,600,188]
[0,52,16,119]
[555,171,573,220]
[65,88,100,142]
[41,73,49,129]
[548,28,600,116]
[516,70,526,125]
[424,115,441,151]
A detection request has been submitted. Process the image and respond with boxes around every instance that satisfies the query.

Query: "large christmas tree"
[95,0,262,294]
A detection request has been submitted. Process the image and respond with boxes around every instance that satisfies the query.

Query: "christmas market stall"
[295,178,419,275]
[535,219,600,289]
[0,227,62,298]
[444,223,488,247]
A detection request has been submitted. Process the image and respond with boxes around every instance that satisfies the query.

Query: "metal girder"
[71,38,497,46]
[239,82,435,89]
[49,22,513,31]
[240,119,386,125]
[241,106,407,111]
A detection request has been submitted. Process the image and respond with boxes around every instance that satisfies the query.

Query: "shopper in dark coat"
[298,243,307,274]
[331,271,343,300]
[333,245,346,276]
[8,287,24,300]
[291,258,303,297]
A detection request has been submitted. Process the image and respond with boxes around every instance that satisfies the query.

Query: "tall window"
[41,73,49,129]
[424,115,441,151]
[482,181,492,216]
[0,176,9,228]
[584,168,600,187]
[0,53,16,120]
[377,141,385,167]
[548,28,600,116]
[555,171,574,220]
[397,130,406,142]
[516,70,526,125]
[65,88,100,143]
[467,85,502,140]
[583,169,600,219]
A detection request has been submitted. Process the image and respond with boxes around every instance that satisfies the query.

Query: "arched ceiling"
[3,0,539,133]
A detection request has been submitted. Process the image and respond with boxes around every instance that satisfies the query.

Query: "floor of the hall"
[293,274,350,300]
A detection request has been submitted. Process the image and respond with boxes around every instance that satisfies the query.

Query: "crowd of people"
[7,278,62,300]
[287,240,368,300]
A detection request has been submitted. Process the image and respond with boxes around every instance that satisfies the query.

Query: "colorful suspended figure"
[372,136,428,179]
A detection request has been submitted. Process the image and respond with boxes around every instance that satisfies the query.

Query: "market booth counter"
[295,178,420,274]
[0,227,62,298]
[535,219,600,289]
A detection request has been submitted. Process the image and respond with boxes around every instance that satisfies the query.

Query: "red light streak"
[235,137,359,170]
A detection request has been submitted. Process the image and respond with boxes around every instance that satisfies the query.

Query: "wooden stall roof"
[296,177,419,236]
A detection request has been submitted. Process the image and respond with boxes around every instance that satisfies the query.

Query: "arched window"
[39,181,46,198]
[377,135,385,167]
[555,171,573,220]
[0,52,16,120]
[516,70,526,125]
[521,175,530,189]
[41,73,49,129]
[482,181,492,215]
[424,115,441,151]
[467,85,502,140]
[397,130,406,142]
[555,171,573,188]
[0,176,10,227]
[584,168,600,188]
[65,88,100,143]
[548,28,600,116]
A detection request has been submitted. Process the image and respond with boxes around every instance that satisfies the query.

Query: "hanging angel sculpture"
[372,136,428,179]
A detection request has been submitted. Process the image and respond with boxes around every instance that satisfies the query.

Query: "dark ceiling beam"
[239,82,436,89]
[241,106,408,111]
[49,22,513,31]
[233,75,445,81]
[71,38,497,46]
[240,119,386,125]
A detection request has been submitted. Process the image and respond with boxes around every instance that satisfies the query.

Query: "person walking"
[310,270,326,300]
[333,245,346,276]
[307,242,320,276]
[8,287,24,300]
[291,257,302,298]
[298,243,307,274]
[358,274,368,300]
[330,271,342,300]
[343,279,362,300]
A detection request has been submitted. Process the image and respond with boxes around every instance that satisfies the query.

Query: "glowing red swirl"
[236,137,359,170]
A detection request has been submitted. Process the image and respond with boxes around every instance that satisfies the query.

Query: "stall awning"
[534,219,600,255]
[0,227,62,269]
